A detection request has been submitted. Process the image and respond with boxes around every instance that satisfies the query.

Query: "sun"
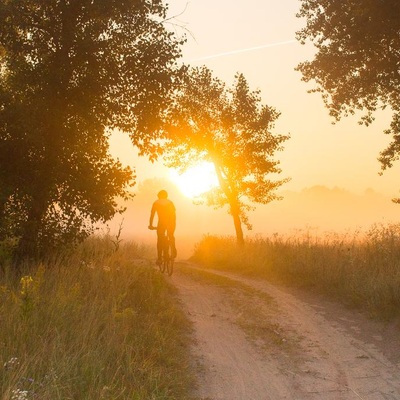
[170,162,219,198]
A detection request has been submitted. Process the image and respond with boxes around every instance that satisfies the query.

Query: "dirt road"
[171,263,400,400]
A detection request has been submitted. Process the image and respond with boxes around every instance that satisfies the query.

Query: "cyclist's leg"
[156,226,165,264]
[167,226,177,258]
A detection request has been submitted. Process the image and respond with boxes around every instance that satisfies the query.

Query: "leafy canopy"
[296,0,400,173]
[164,66,289,242]
[0,0,185,258]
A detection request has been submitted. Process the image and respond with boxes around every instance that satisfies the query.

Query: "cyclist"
[148,190,177,265]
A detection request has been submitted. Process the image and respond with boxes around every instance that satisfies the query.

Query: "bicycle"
[149,226,174,276]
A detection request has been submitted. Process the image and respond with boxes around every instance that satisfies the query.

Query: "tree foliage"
[296,0,400,177]
[0,0,184,262]
[164,66,289,244]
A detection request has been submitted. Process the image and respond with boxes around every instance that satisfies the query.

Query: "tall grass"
[191,223,400,319]
[0,236,193,399]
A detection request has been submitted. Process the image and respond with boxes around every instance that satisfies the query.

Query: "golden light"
[170,161,219,198]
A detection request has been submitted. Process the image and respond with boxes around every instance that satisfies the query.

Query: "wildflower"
[20,276,34,297]
[44,368,59,382]
[11,389,29,400]
[4,357,19,370]
[21,377,35,384]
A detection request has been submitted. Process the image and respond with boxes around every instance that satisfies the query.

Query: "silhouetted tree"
[164,66,289,244]
[296,0,400,193]
[0,0,184,263]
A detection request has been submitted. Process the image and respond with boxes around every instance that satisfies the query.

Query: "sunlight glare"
[170,162,219,198]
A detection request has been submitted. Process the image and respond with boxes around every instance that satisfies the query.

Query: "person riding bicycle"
[148,190,177,265]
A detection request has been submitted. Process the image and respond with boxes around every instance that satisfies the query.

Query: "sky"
[108,0,400,253]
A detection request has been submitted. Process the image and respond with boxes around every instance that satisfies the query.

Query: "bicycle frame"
[159,233,174,276]
[149,226,174,276]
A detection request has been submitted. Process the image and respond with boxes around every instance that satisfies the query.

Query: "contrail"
[191,39,296,62]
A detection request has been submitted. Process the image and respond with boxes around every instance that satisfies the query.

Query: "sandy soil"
[170,263,400,400]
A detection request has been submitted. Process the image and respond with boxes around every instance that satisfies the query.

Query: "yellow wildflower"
[20,276,34,297]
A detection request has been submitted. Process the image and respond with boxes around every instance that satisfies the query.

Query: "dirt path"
[170,263,400,400]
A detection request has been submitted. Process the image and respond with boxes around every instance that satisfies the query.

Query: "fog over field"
[108,178,400,259]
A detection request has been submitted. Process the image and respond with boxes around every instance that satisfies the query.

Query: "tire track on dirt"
[210,268,400,400]
[171,264,400,400]
[171,268,298,399]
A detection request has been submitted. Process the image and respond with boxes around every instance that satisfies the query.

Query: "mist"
[107,178,400,260]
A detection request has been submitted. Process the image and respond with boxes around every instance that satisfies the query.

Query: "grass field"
[3,221,400,398]
[191,223,400,320]
[0,235,193,400]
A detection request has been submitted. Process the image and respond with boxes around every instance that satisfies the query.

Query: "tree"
[296,0,400,185]
[0,0,185,262]
[164,66,289,244]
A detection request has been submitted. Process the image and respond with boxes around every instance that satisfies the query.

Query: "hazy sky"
[110,0,400,198]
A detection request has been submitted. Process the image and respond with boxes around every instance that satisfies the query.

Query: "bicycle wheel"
[166,257,174,276]
[161,256,168,273]
[159,259,165,273]
[158,235,168,273]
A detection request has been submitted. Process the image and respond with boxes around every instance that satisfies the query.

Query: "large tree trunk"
[213,162,245,245]
[230,201,244,246]
[13,195,48,266]
[0,194,8,241]
[232,211,244,245]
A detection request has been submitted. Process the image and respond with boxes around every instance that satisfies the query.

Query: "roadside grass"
[190,223,400,320]
[0,236,194,400]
